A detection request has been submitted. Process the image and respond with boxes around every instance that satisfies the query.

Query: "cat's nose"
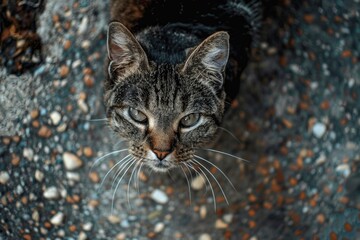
[152,149,171,160]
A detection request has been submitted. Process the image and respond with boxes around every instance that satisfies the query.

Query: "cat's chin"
[147,161,175,173]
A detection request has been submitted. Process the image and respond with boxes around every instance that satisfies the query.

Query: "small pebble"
[83,75,94,87]
[200,205,207,219]
[315,154,326,165]
[199,233,212,240]
[223,213,233,223]
[59,65,70,78]
[116,233,126,240]
[77,16,88,34]
[43,186,60,199]
[57,123,67,133]
[38,125,52,138]
[215,219,228,229]
[30,109,39,119]
[88,172,100,183]
[336,164,350,178]
[150,189,169,204]
[32,210,40,222]
[312,122,326,138]
[63,152,83,170]
[191,174,205,190]
[50,212,64,226]
[81,40,91,49]
[83,222,92,231]
[0,171,10,184]
[83,147,93,157]
[35,170,44,182]
[108,215,121,224]
[23,148,34,161]
[154,222,165,233]
[66,172,81,181]
[77,231,87,240]
[78,99,89,113]
[50,111,62,125]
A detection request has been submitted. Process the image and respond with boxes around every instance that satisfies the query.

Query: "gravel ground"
[1,0,359,239]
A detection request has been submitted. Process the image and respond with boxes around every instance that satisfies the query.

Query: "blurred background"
[0,0,359,239]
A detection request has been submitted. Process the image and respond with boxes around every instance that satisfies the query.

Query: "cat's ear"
[107,22,149,78]
[181,31,229,86]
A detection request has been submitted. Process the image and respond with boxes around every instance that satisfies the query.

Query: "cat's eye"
[180,113,200,128]
[128,107,147,123]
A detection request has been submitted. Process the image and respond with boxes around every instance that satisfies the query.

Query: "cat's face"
[104,22,229,172]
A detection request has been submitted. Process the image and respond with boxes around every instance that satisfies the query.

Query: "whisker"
[111,157,134,190]
[90,149,129,173]
[97,155,132,192]
[88,118,108,122]
[127,160,140,208]
[218,126,241,144]
[180,164,192,204]
[194,155,237,191]
[111,159,137,214]
[113,139,127,149]
[136,161,144,194]
[187,161,217,211]
[184,161,209,194]
[192,159,229,205]
[198,148,249,163]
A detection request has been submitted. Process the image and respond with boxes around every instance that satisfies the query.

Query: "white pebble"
[50,111,62,125]
[43,186,60,199]
[215,219,228,229]
[50,212,64,226]
[312,122,326,138]
[336,164,350,178]
[108,215,121,224]
[77,99,89,113]
[66,172,81,181]
[223,213,233,223]
[199,233,212,240]
[32,210,40,222]
[0,171,10,184]
[81,40,91,49]
[77,16,88,35]
[199,205,207,219]
[35,170,44,182]
[154,222,165,233]
[315,154,326,165]
[83,222,93,231]
[63,152,83,170]
[115,233,126,240]
[150,189,168,204]
[77,231,87,240]
[23,148,34,161]
[191,174,206,190]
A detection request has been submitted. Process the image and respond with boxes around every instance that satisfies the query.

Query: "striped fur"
[105,0,260,171]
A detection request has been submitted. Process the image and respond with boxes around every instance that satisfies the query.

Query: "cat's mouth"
[151,160,174,172]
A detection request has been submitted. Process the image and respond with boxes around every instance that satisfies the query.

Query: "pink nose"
[152,149,171,160]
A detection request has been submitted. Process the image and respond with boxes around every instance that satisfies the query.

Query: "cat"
[104,0,261,172]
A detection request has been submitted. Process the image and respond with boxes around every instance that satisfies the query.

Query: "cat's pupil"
[128,107,147,123]
[180,113,200,128]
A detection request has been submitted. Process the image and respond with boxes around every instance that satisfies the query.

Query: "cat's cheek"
[109,117,145,142]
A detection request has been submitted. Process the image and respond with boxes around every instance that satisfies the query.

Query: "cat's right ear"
[107,22,149,79]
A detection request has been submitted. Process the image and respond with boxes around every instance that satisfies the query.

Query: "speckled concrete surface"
[0,0,359,239]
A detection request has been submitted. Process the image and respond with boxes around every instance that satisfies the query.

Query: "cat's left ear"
[107,22,150,79]
[181,31,229,87]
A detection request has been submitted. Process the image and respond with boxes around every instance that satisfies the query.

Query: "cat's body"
[105,0,261,172]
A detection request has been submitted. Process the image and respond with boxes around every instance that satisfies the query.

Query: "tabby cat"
[104,0,261,172]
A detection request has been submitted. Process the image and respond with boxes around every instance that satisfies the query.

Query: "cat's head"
[104,22,229,172]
